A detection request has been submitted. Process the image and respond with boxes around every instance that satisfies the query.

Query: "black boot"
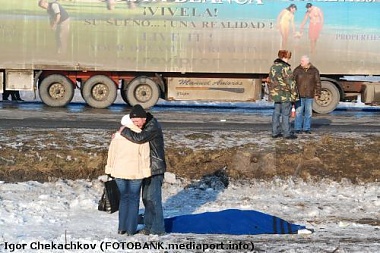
[11,91,18,101]
[11,91,23,101]
[2,91,10,101]
[15,91,24,101]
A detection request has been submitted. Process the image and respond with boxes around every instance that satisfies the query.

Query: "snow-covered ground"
[0,176,379,253]
[1,91,379,252]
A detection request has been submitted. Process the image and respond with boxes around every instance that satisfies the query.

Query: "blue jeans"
[142,174,165,234]
[115,178,142,235]
[272,102,292,137]
[295,98,313,131]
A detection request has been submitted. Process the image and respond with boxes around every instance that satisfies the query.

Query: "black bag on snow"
[98,179,120,214]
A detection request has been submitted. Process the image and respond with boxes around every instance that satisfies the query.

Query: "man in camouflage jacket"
[268,50,298,139]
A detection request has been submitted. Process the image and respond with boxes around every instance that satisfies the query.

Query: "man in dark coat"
[293,55,321,134]
[119,104,166,235]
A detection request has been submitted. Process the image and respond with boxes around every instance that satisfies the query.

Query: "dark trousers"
[2,91,22,101]
[272,102,292,137]
[142,174,165,234]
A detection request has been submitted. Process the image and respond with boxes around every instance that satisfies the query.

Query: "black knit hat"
[130,104,147,118]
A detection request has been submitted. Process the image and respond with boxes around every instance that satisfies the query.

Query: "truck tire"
[313,81,340,114]
[82,75,117,109]
[126,76,160,109]
[120,80,130,105]
[39,74,75,107]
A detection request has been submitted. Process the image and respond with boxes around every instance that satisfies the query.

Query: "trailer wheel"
[120,80,130,105]
[39,74,74,107]
[82,75,117,108]
[126,76,160,109]
[313,81,340,114]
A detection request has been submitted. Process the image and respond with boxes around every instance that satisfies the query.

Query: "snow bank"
[1,177,379,252]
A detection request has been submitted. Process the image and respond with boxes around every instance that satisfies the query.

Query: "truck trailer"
[1,0,380,113]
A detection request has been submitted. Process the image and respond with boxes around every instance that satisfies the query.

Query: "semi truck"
[1,0,380,113]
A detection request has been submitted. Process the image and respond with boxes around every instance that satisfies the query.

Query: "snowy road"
[1,99,380,132]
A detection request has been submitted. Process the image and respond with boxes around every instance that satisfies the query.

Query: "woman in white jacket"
[105,114,151,235]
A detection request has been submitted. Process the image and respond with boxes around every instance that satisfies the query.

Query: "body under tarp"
[164,209,306,235]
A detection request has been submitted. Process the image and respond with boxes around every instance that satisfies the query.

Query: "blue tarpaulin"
[164,209,306,235]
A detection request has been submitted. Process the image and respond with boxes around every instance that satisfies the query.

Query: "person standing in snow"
[293,55,321,134]
[268,50,298,139]
[105,114,151,235]
[119,104,167,235]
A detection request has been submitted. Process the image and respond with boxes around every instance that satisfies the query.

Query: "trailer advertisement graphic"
[0,0,379,74]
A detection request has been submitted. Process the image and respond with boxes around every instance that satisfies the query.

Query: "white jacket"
[105,115,151,179]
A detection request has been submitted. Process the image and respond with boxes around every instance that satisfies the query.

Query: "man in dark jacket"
[293,55,321,134]
[120,104,166,235]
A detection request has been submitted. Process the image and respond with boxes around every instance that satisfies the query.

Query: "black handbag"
[98,179,120,214]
